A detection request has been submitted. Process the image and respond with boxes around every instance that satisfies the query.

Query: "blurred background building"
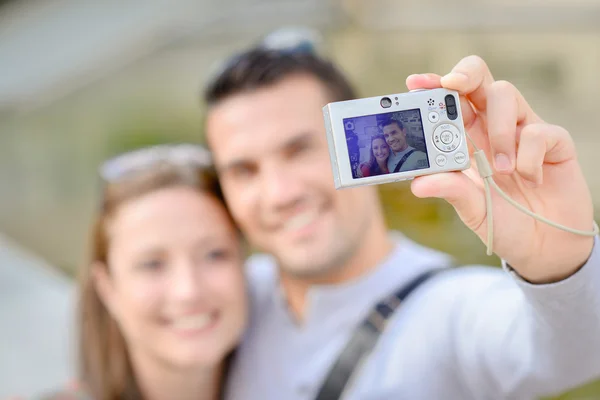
[1,0,600,397]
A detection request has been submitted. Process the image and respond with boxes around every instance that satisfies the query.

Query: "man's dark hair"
[203,48,357,106]
[380,118,404,131]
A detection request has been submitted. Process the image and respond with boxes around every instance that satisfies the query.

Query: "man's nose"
[260,164,304,210]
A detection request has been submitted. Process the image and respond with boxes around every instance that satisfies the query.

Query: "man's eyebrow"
[281,131,314,151]
[218,131,314,173]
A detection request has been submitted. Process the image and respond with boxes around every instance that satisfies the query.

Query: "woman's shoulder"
[359,163,371,177]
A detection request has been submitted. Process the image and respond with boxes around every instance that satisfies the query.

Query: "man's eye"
[230,164,256,179]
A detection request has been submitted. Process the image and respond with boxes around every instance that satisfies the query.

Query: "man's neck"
[280,210,395,322]
[392,145,409,156]
[130,349,223,400]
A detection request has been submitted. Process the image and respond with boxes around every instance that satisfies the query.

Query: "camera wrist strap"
[466,133,599,256]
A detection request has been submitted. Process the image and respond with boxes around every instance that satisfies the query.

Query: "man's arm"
[406,55,596,289]
[448,241,600,398]
[404,54,600,397]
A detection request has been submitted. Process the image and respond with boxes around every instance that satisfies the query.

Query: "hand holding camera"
[324,55,597,283]
[409,56,600,282]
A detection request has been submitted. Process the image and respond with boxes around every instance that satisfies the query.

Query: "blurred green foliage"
[544,380,600,400]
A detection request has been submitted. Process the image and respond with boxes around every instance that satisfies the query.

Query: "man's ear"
[92,262,117,318]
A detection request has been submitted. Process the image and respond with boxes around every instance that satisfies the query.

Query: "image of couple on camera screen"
[346,110,429,179]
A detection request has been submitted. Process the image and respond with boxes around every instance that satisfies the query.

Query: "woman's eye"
[206,249,231,262]
[138,259,164,271]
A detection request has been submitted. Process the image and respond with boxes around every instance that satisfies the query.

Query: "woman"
[358,134,390,177]
[43,144,247,400]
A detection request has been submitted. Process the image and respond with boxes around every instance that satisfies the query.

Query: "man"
[203,44,600,399]
[382,119,429,173]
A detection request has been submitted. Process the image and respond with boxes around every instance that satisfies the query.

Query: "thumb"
[411,171,486,233]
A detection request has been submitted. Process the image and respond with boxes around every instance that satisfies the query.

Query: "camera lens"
[380,97,392,108]
[445,95,458,120]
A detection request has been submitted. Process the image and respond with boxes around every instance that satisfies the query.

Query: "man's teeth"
[284,211,318,231]
[172,313,213,330]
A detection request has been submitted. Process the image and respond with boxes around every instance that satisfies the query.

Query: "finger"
[516,123,576,185]
[487,80,522,173]
[458,94,477,132]
[440,55,494,112]
[406,73,442,91]
[406,74,479,135]
[487,80,542,174]
[411,171,486,233]
[516,127,545,186]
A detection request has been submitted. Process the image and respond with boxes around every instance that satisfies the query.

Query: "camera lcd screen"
[343,109,430,179]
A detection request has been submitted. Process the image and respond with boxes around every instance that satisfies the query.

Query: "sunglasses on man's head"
[202,26,324,91]
[99,144,212,184]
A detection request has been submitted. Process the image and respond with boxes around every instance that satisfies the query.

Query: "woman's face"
[372,138,390,162]
[97,186,247,370]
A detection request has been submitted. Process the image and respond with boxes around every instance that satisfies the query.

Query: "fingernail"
[494,153,512,172]
[407,74,421,79]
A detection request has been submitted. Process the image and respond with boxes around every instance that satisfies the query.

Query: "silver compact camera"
[323,88,470,189]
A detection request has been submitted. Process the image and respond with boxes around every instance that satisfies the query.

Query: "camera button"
[441,130,453,144]
[454,152,466,164]
[435,154,447,167]
[433,123,461,153]
[428,111,439,123]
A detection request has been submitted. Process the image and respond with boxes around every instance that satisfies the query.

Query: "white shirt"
[387,146,429,173]
[225,233,600,400]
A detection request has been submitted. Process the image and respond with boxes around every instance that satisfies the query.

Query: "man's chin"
[280,262,341,281]
[276,244,352,280]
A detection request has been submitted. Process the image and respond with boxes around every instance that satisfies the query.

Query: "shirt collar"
[269,232,454,325]
[391,145,415,158]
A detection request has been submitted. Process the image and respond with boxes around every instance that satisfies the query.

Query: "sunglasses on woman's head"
[99,144,212,183]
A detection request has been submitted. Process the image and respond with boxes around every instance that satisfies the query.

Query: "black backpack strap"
[392,149,416,173]
[314,268,445,400]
